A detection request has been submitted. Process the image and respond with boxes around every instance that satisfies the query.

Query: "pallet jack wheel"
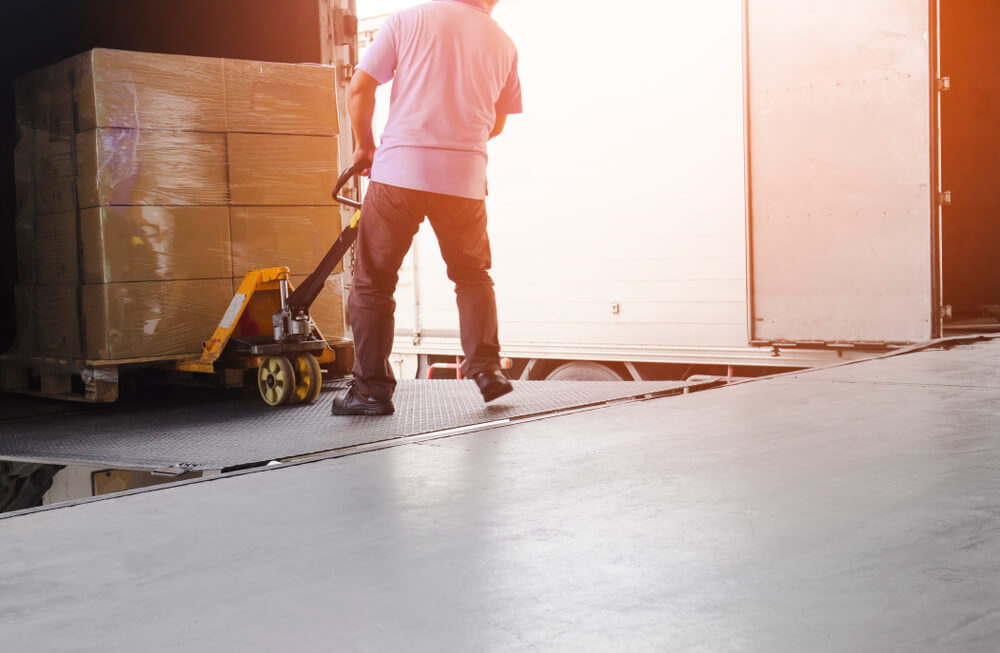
[258,355,295,406]
[290,353,323,405]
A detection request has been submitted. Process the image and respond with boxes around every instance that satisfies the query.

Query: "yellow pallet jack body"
[177,164,365,406]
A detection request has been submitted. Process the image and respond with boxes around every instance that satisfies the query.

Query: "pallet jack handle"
[332,163,365,209]
[285,163,367,314]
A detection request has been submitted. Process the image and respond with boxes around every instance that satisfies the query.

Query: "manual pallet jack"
[177,164,366,406]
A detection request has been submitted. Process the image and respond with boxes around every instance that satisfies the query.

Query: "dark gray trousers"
[348,182,501,400]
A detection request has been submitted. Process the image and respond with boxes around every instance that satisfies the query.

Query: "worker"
[332,0,522,416]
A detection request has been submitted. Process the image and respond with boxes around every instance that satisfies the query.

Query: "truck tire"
[0,462,62,513]
[545,362,623,381]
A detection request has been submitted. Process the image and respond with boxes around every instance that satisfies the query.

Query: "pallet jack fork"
[177,164,366,406]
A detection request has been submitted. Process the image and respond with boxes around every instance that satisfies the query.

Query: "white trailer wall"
[387,0,750,352]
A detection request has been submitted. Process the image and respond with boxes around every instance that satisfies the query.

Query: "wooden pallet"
[1,358,119,403]
[0,353,200,403]
[0,340,353,403]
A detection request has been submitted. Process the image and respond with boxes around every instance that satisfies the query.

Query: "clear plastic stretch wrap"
[74,49,227,132]
[231,207,342,277]
[13,216,34,287]
[11,287,36,355]
[34,285,81,357]
[223,59,338,136]
[81,280,235,360]
[227,133,340,205]
[12,48,345,361]
[76,128,230,207]
[79,207,233,283]
[293,274,347,340]
[32,60,74,145]
[33,212,79,285]
[13,141,34,219]
[30,281,234,359]
[13,74,35,220]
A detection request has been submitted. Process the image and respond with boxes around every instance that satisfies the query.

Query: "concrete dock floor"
[1,338,998,651]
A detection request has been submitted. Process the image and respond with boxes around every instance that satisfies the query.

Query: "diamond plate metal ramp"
[0,379,703,472]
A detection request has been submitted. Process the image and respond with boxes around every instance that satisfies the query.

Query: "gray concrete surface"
[0,339,998,651]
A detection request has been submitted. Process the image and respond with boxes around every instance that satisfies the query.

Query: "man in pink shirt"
[332,0,522,416]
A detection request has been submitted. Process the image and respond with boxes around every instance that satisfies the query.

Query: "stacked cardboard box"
[13,49,346,361]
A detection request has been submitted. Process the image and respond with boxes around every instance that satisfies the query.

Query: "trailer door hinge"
[937,76,952,92]
[938,190,952,207]
[333,7,358,46]
[941,304,953,320]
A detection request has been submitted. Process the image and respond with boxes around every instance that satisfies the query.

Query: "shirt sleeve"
[357,15,397,84]
[495,51,523,115]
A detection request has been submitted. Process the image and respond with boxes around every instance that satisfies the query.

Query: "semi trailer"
[356,0,1000,382]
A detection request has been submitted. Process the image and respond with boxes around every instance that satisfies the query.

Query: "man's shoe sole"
[330,403,395,416]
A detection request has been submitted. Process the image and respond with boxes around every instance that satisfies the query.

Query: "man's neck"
[449,0,494,13]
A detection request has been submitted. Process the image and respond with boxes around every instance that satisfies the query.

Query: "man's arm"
[348,70,380,173]
[491,50,521,139]
[489,111,508,140]
[492,47,522,140]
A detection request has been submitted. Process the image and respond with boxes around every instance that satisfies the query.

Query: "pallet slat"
[0,357,119,403]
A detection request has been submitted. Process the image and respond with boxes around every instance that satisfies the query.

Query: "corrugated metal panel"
[747,0,934,343]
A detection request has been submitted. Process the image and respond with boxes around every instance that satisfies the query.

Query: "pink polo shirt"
[357,0,522,200]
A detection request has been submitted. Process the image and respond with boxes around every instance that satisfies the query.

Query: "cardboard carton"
[76,128,229,208]
[14,215,34,286]
[301,273,346,340]
[13,141,35,219]
[12,287,37,355]
[35,285,81,358]
[31,59,74,145]
[74,49,227,132]
[81,279,233,360]
[80,206,232,283]
[227,133,339,205]
[224,59,338,136]
[33,145,76,215]
[230,206,342,277]
[34,212,79,285]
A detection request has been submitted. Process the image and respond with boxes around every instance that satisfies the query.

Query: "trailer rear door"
[746,0,936,344]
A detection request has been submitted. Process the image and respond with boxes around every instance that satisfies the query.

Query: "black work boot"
[331,382,394,416]
[472,370,513,403]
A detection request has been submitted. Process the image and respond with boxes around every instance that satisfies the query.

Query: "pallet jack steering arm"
[285,163,367,316]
